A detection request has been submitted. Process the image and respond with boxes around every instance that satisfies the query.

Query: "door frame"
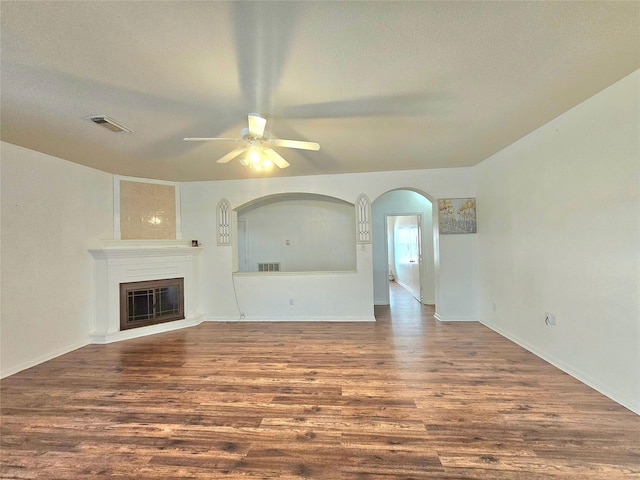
[385,212,424,304]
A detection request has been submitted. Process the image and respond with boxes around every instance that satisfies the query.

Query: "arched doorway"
[371,189,436,308]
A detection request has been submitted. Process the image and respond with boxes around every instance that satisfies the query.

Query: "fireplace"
[89,241,202,343]
[120,278,184,330]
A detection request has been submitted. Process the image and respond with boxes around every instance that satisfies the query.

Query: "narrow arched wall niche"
[235,193,356,272]
[355,194,372,244]
[216,198,231,246]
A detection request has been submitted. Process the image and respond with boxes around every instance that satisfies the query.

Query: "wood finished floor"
[1,282,639,479]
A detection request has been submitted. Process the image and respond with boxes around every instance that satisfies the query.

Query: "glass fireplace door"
[120,278,184,330]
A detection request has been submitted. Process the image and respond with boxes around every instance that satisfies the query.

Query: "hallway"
[388,279,434,316]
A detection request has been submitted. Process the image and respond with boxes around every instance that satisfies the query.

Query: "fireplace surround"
[89,240,202,343]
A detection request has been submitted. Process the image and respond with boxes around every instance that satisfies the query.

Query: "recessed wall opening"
[236,193,356,272]
[119,278,184,331]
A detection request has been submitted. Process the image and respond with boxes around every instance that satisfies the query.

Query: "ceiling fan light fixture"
[187,113,314,170]
[240,146,273,170]
[248,147,262,165]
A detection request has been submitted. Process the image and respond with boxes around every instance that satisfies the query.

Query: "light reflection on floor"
[383,281,436,373]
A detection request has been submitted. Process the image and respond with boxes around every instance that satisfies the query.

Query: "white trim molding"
[1,339,90,379]
[205,315,375,323]
[434,313,477,322]
[481,320,640,415]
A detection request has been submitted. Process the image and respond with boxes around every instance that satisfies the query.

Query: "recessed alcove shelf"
[88,241,203,344]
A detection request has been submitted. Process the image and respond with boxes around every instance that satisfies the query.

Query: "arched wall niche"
[371,188,438,306]
[235,192,357,272]
[234,192,355,212]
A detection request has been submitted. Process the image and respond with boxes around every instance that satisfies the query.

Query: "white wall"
[238,194,356,272]
[475,70,640,414]
[1,142,113,377]
[180,168,477,321]
[371,190,436,306]
[435,233,478,321]
[232,248,373,322]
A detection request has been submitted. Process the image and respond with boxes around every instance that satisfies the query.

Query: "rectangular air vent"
[258,262,280,272]
[88,115,133,133]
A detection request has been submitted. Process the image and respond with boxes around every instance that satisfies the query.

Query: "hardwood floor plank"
[2,282,639,479]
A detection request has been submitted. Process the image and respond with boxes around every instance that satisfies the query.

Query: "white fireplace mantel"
[89,246,202,259]
[89,241,203,344]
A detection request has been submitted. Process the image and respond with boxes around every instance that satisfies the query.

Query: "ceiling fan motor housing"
[241,127,268,143]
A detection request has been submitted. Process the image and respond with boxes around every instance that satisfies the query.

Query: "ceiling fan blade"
[183,137,241,142]
[217,146,247,164]
[248,114,266,137]
[263,147,290,169]
[270,138,320,151]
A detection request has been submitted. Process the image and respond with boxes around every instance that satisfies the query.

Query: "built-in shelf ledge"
[233,270,357,276]
[89,240,202,260]
[97,239,193,249]
[89,246,202,259]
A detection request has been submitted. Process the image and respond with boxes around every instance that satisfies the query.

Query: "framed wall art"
[438,198,477,234]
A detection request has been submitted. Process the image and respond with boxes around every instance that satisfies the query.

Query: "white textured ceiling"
[1,1,639,181]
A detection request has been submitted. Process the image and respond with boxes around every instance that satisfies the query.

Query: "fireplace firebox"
[120,278,184,331]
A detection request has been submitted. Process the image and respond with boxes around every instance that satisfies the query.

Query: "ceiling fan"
[184,114,320,170]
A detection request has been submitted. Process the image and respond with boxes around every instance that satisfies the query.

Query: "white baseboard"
[89,315,204,344]
[396,280,420,300]
[1,339,89,379]
[481,320,640,416]
[205,315,375,322]
[434,313,477,322]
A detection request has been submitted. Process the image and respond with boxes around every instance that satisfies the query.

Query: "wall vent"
[88,115,133,133]
[258,262,280,272]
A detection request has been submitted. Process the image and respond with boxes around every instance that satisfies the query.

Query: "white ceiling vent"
[88,115,133,133]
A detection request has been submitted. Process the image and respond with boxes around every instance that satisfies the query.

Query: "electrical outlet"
[289,299,294,306]
[492,303,497,312]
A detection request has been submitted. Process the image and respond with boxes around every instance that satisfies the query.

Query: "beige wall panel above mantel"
[120,180,176,240]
